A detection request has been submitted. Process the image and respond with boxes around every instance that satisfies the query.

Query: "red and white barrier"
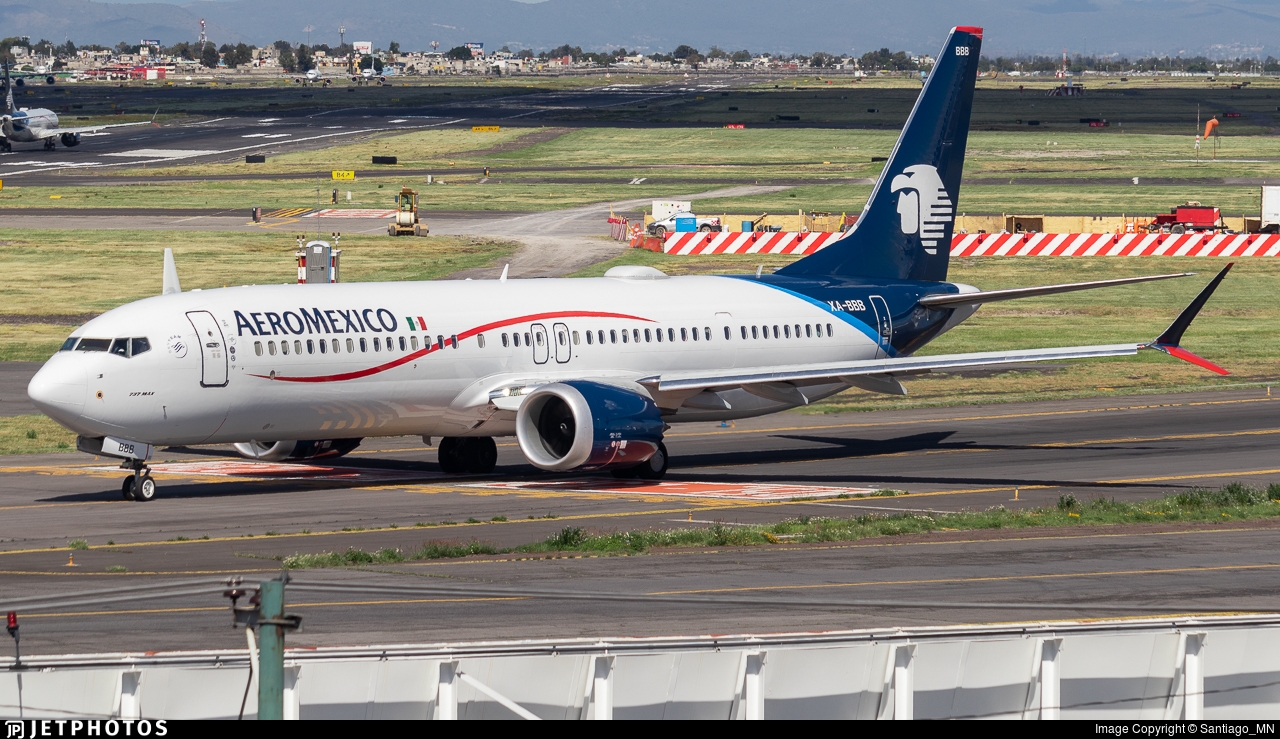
[951,232,1280,257]
[663,231,844,255]
[660,231,1280,257]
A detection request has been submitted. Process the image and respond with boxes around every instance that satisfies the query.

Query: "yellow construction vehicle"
[388,186,427,236]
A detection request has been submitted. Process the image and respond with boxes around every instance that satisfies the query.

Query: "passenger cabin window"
[572,331,580,345]
[255,341,264,356]
[621,330,629,343]
[332,339,340,353]
[411,336,419,350]
[319,339,327,354]
[784,325,791,339]
[477,334,486,349]
[451,334,459,349]
[281,341,290,356]
[586,332,594,345]
[347,338,355,353]
[293,340,302,354]
[524,332,532,346]
[632,329,640,343]
[373,337,381,352]
[599,330,606,344]
[656,328,663,343]
[725,326,732,340]
[359,338,367,352]
[704,327,711,341]
[751,326,758,339]
[609,330,617,344]
[667,328,675,342]
[827,323,833,336]
[399,336,407,351]
[805,324,812,337]
[307,340,315,354]
[502,333,510,348]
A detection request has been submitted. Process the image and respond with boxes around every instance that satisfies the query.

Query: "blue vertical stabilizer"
[776,26,983,283]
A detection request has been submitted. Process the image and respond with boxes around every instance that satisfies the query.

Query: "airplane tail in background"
[776,26,983,284]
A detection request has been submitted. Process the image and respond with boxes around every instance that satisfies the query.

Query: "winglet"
[162,248,182,295]
[1142,262,1232,375]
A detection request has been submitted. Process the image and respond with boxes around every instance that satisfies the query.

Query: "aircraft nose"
[27,358,86,421]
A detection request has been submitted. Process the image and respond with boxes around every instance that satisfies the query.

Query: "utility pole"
[226,575,300,720]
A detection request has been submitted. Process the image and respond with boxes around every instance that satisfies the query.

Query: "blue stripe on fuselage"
[723,274,897,356]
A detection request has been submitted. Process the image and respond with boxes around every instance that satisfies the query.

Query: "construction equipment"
[388,186,427,237]
[1144,202,1225,234]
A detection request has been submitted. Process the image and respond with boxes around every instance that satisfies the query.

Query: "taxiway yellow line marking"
[0,569,275,576]
[665,395,1278,440]
[650,561,1280,596]
[0,501,123,512]
[21,596,522,620]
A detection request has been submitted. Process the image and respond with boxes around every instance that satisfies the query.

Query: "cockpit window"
[60,337,79,351]
[75,338,111,352]
[109,339,129,357]
[131,338,151,356]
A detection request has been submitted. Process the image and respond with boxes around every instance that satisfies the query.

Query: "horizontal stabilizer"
[917,272,1192,308]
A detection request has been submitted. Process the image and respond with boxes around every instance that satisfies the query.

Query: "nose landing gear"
[120,459,157,502]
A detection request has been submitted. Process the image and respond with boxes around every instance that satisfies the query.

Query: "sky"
[9,0,1280,58]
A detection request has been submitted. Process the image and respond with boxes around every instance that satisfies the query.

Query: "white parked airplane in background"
[28,26,1232,501]
[1,64,158,152]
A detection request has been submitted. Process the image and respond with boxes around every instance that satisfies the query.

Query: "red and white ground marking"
[663,231,844,255]
[303,209,398,219]
[950,232,1280,257]
[661,231,1280,257]
[93,460,442,482]
[469,479,877,501]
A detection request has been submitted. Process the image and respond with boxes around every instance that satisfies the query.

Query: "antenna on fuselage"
[162,248,182,295]
[499,263,509,282]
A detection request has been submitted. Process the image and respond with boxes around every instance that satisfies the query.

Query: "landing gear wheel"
[135,475,157,502]
[465,437,497,474]
[437,437,463,474]
[44,138,56,151]
[635,441,669,480]
[0,140,11,153]
[122,476,137,500]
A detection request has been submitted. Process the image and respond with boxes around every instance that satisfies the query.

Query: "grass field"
[265,483,1280,568]
[0,229,518,359]
[576,249,1280,411]
[4,124,1277,215]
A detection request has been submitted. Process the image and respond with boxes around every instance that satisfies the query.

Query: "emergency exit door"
[868,296,893,358]
[186,311,228,387]
[531,323,549,364]
[552,322,571,364]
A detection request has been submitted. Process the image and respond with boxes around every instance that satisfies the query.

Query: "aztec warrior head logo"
[890,165,953,254]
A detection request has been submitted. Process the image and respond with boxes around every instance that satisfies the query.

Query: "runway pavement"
[2,387,1278,654]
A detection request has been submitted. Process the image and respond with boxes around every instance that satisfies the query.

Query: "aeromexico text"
[234,308,409,337]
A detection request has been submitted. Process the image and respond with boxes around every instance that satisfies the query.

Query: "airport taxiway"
[2,387,1278,654]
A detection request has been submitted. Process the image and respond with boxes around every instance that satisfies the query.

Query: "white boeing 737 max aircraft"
[28,27,1232,501]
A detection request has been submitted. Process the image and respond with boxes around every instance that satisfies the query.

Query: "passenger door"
[868,296,893,358]
[531,323,549,365]
[186,311,228,387]
[552,322,571,364]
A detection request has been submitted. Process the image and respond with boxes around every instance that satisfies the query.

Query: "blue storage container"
[675,217,697,232]
[741,220,754,232]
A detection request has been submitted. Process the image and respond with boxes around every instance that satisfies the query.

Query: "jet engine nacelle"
[515,381,664,471]
[232,438,362,462]
[60,132,79,147]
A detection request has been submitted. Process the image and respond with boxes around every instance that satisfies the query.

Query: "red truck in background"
[1143,202,1226,234]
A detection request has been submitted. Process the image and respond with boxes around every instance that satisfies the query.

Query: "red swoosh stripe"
[251,310,653,383]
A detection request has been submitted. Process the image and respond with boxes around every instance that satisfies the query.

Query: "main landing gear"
[120,459,157,502]
[43,138,56,151]
[437,437,498,475]
[0,140,11,153]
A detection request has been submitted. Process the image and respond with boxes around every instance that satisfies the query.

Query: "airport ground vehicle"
[647,212,722,236]
[1145,202,1226,234]
[28,26,1232,500]
[388,186,426,236]
[1262,186,1280,233]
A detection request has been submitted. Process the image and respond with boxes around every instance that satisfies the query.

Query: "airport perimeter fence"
[4,614,1280,719]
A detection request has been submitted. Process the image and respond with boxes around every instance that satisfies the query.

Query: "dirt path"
[443,185,794,279]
